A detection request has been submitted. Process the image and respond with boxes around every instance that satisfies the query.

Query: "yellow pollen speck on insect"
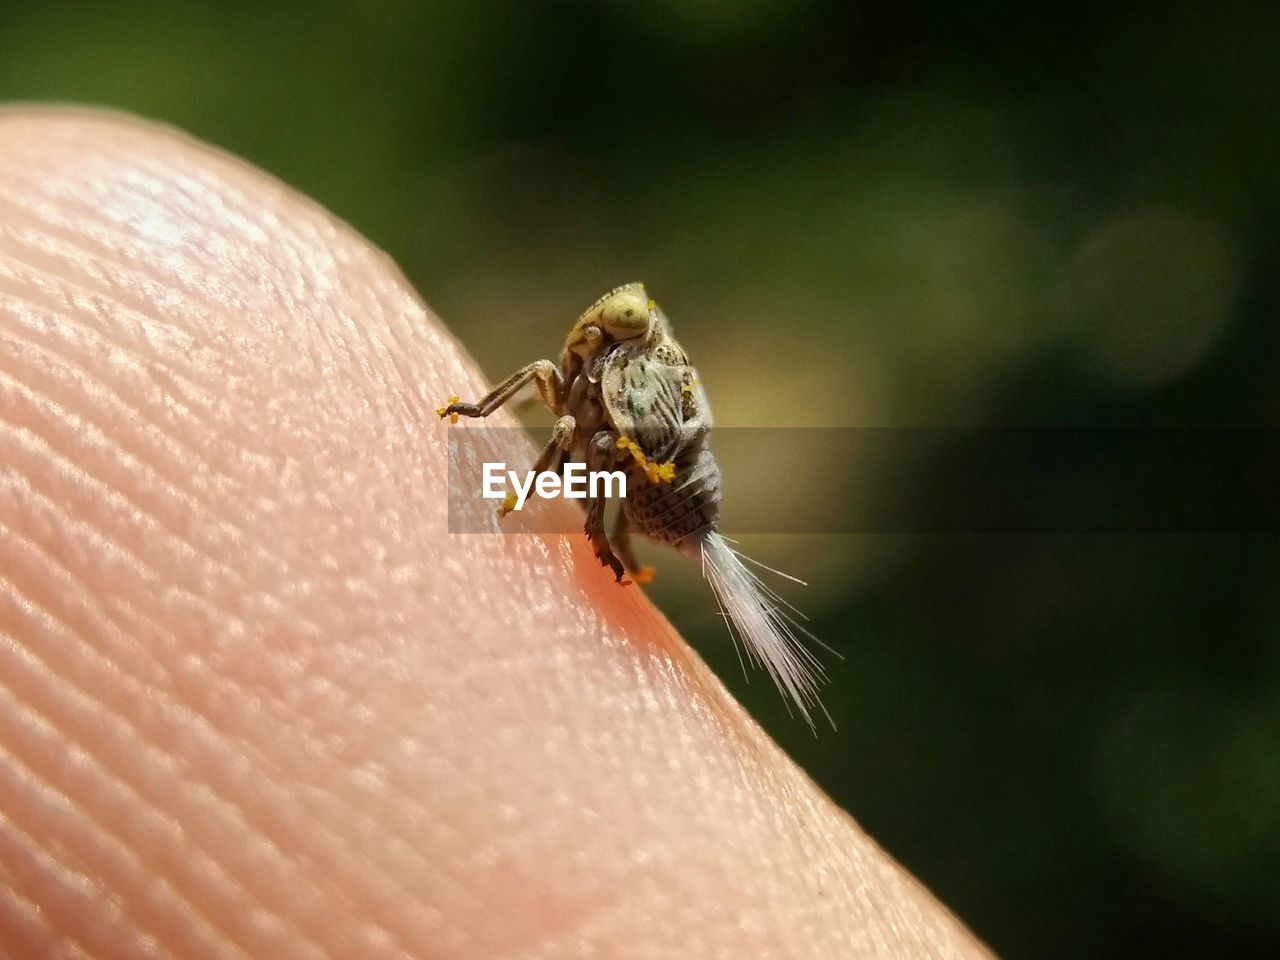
[647,461,675,484]
[436,395,460,423]
[617,436,674,484]
[630,565,656,585]
[615,435,644,464]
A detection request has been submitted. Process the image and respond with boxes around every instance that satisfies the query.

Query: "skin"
[0,107,995,960]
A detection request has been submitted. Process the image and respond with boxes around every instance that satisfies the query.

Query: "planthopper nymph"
[439,283,833,728]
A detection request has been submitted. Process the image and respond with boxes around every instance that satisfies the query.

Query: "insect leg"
[613,510,655,585]
[584,430,625,582]
[439,359,565,420]
[530,416,576,474]
[497,415,576,517]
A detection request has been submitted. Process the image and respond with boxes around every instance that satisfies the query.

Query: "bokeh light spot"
[1065,210,1238,387]
[1092,685,1280,919]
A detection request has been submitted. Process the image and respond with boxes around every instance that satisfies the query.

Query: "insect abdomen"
[625,442,721,552]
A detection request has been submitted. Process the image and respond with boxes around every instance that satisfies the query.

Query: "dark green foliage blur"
[5,1,1276,956]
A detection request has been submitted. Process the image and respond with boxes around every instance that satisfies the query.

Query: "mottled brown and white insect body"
[440,284,832,728]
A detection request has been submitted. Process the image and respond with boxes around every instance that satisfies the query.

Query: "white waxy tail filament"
[700,532,834,731]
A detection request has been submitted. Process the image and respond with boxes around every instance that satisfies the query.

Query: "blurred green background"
[5,0,1277,956]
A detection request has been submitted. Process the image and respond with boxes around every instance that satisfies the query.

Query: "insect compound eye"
[599,289,651,337]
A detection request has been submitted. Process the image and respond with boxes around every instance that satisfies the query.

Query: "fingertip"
[0,110,992,959]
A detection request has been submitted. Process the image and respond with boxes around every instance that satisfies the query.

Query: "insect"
[439,283,832,728]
